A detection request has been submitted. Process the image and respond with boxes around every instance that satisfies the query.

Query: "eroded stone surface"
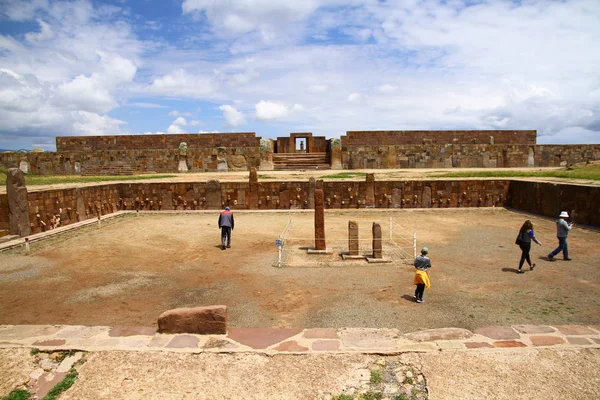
[405,328,473,342]
[493,340,526,348]
[513,325,555,334]
[166,335,200,349]
[7,168,31,236]
[273,341,309,352]
[32,339,66,347]
[554,325,596,335]
[464,342,494,349]
[312,340,340,351]
[227,328,303,349]
[304,328,339,339]
[474,326,519,340]
[314,189,326,250]
[529,336,565,347]
[567,337,592,345]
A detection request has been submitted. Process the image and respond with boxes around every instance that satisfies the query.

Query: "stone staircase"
[273,152,330,170]
[81,164,135,176]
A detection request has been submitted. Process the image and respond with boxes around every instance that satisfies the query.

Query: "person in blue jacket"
[218,206,234,250]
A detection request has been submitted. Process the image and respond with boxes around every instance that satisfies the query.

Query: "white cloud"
[377,84,397,94]
[167,124,186,134]
[168,110,193,117]
[172,117,187,126]
[150,69,216,98]
[25,19,54,42]
[189,120,201,126]
[255,100,288,120]
[347,92,361,103]
[219,104,246,127]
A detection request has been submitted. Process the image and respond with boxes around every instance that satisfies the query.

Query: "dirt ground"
[0,209,599,332]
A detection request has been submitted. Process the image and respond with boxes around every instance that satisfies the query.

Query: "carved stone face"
[179,142,188,155]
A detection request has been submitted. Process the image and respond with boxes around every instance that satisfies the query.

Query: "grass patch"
[30,348,40,356]
[360,390,383,400]
[322,172,367,179]
[41,368,78,400]
[0,170,176,186]
[370,369,384,384]
[257,174,276,179]
[2,390,30,400]
[333,395,354,400]
[430,164,600,181]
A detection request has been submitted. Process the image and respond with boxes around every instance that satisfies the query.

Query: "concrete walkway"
[1,324,599,399]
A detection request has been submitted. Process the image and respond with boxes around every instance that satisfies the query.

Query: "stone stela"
[307,188,332,254]
[366,222,390,263]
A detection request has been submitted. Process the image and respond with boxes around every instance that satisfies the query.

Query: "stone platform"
[1,324,598,354]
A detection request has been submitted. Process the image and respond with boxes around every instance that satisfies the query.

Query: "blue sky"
[1,0,599,151]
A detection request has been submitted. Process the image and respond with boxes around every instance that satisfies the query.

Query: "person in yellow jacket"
[413,247,431,303]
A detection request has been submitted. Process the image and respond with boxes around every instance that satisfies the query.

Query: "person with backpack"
[516,220,542,273]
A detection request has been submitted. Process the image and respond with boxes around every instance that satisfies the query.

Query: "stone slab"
[158,305,227,335]
[312,340,340,351]
[56,352,83,373]
[0,325,64,340]
[147,335,172,348]
[166,335,200,349]
[474,326,519,340]
[273,341,309,352]
[530,336,565,347]
[513,325,555,334]
[34,371,67,399]
[493,340,527,348]
[566,337,592,345]
[227,328,303,349]
[436,341,465,350]
[307,248,334,254]
[203,338,238,350]
[554,325,596,335]
[340,328,402,349]
[304,328,339,339]
[32,339,67,347]
[464,342,494,349]
[109,326,157,337]
[405,328,473,342]
[341,254,366,260]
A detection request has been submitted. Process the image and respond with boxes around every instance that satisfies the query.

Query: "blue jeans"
[549,236,568,259]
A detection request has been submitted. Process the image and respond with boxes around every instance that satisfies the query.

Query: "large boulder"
[158,305,227,334]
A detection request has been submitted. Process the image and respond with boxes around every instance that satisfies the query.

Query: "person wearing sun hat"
[548,211,574,261]
[413,247,431,303]
[218,206,234,250]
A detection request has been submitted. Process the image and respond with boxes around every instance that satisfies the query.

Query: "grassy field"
[0,168,176,186]
[431,163,600,181]
[321,172,368,179]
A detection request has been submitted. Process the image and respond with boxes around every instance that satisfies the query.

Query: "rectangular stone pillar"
[365,173,375,207]
[314,189,326,250]
[348,220,359,255]
[7,168,31,237]
[372,222,382,259]
[249,167,258,209]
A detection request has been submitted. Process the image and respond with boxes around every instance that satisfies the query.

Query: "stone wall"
[56,133,259,151]
[342,144,600,169]
[3,177,599,235]
[343,130,537,145]
[508,181,600,227]
[0,147,260,174]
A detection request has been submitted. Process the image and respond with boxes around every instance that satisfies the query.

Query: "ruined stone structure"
[314,189,326,251]
[6,168,31,236]
[1,130,600,174]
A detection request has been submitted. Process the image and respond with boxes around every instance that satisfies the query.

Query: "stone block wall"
[56,133,259,151]
[342,144,600,169]
[343,130,537,145]
[0,147,260,174]
[3,177,600,236]
[508,181,600,227]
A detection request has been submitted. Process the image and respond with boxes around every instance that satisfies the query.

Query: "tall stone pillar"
[206,180,222,209]
[330,138,342,170]
[365,173,375,207]
[7,168,31,237]
[372,222,382,259]
[249,167,258,209]
[314,189,326,250]
[348,221,359,255]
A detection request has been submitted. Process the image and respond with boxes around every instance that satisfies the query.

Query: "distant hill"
[1,149,28,153]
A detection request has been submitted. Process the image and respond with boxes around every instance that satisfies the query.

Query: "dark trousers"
[415,284,425,301]
[220,227,231,248]
[549,236,568,259]
[519,241,532,269]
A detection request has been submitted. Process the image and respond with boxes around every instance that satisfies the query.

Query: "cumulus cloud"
[219,104,246,127]
[150,69,216,98]
[255,100,288,120]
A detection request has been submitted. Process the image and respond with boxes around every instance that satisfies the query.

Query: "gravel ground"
[0,208,598,332]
